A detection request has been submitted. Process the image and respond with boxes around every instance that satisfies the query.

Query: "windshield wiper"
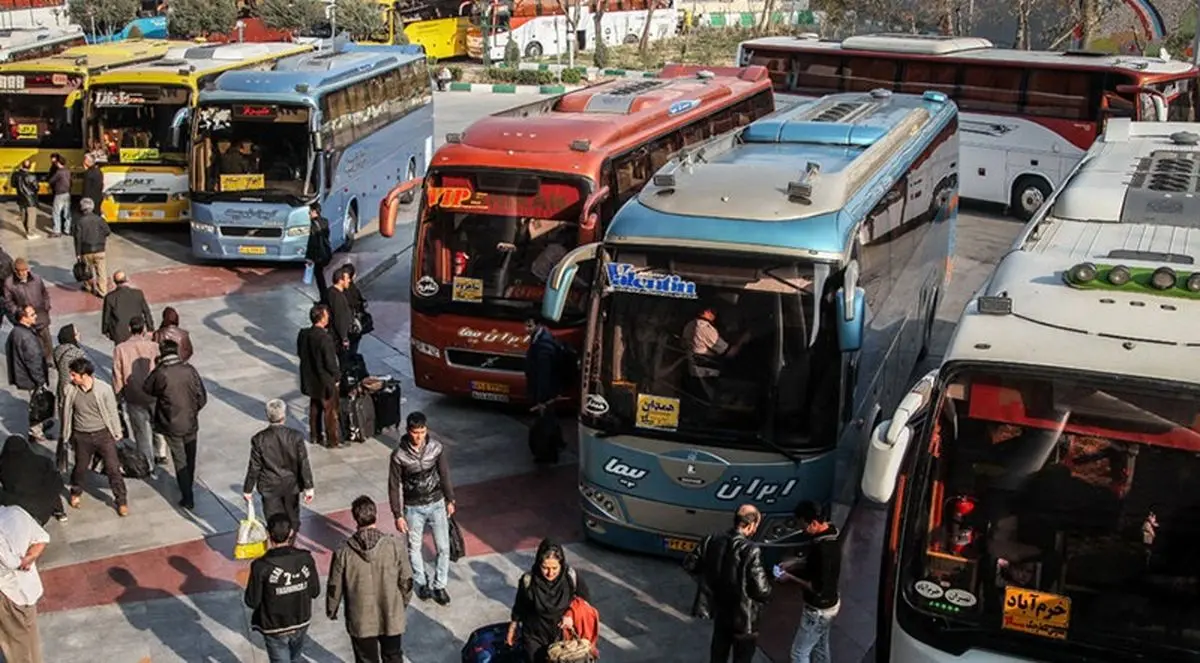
[753,431,803,463]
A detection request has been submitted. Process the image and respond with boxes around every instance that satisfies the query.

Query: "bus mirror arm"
[861,370,937,503]
[580,185,610,230]
[1116,84,1169,121]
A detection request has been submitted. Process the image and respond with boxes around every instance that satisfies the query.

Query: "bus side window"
[793,53,842,95]
[613,148,649,204]
[844,55,898,93]
[1024,69,1091,121]
[899,61,958,98]
[958,65,1021,114]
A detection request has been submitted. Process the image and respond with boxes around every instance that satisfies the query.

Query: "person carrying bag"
[235,499,269,560]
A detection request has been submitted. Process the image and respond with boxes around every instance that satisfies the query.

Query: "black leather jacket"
[683,530,772,635]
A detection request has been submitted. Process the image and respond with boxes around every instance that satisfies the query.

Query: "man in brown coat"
[327,496,412,663]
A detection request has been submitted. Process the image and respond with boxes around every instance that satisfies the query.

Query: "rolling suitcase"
[340,392,377,443]
[340,353,369,395]
[371,378,402,434]
[461,623,521,663]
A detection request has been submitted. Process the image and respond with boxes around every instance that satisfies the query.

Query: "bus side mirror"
[169,107,191,150]
[835,286,865,352]
[322,152,333,190]
[861,370,938,503]
[543,242,600,322]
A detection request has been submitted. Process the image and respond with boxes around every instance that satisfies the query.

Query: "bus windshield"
[585,250,841,449]
[0,73,84,148]
[89,84,191,163]
[1154,77,1197,122]
[900,366,1200,659]
[191,102,316,202]
[415,171,589,320]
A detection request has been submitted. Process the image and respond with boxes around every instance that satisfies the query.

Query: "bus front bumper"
[102,199,189,224]
[189,222,308,262]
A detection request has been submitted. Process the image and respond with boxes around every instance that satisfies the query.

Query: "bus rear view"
[862,119,1200,662]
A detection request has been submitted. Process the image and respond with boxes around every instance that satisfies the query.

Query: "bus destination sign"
[234,104,278,120]
[430,176,582,219]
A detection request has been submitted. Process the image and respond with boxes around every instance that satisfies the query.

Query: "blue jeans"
[126,403,155,471]
[405,498,450,590]
[51,193,71,234]
[790,604,837,663]
[263,626,307,663]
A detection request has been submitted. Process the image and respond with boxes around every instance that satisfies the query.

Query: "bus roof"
[0,39,174,75]
[740,34,1197,77]
[945,118,1200,385]
[0,26,85,50]
[88,41,315,86]
[429,66,773,178]
[196,43,426,104]
[604,89,957,258]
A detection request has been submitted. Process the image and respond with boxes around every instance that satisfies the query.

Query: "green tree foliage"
[258,0,326,32]
[168,0,238,37]
[504,36,520,66]
[68,0,139,37]
[332,0,386,41]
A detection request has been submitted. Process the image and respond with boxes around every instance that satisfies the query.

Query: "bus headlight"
[190,222,216,234]
[1150,266,1177,290]
[286,226,310,237]
[580,484,624,522]
[411,340,440,358]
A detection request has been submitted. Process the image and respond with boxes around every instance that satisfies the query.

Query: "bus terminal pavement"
[0,90,1024,662]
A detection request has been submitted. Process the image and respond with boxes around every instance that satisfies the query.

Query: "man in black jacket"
[4,259,53,360]
[102,271,154,345]
[10,159,39,239]
[296,304,341,449]
[683,504,773,663]
[82,154,103,214]
[524,317,567,412]
[48,153,71,237]
[244,513,321,663]
[304,202,332,303]
[5,306,49,441]
[778,501,841,663]
[243,399,315,537]
[143,339,207,510]
[325,266,354,361]
[74,198,111,297]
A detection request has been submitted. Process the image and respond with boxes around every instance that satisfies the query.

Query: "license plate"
[238,245,267,255]
[664,537,697,553]
[469,381,509,394]
[119,209,165,220]
[470,391,509,403]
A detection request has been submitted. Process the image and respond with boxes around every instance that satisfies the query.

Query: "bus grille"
[220,226,283,238]
[445,349,525,373]
[111,193,168,204]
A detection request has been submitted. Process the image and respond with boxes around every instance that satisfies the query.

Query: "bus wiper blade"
[754,432,803,463]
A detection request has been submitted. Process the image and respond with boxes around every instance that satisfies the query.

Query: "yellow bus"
[85,40,315,223]
[354,0,469,60]
[0,40,174,197]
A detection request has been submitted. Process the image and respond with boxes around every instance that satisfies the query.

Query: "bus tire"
[623,33,639,44]
[1010,175,1050,221]
[400,158,417,204]
[341,203,359,253]
[524,41,543,58]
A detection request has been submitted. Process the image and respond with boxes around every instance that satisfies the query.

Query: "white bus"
[737,33,1200,219]
[467,4,677,61]
[0,26,85,62]
[861,118,1200,662]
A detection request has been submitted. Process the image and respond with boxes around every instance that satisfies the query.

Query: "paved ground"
[0,88,1026,663]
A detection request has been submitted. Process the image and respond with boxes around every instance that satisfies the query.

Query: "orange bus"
[401,66,774,404]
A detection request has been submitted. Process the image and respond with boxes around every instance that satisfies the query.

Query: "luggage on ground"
[340,391,376,443]
[370,378,402,433]
[340,353,368,394]
[116,439,151,478]
[461,623,521,663]
[72,258,93,283]
[234,500,269,560]
[528,410,562,464]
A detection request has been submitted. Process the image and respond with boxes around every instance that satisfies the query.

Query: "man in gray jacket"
[62,357,127,517]
[327,496,412,663]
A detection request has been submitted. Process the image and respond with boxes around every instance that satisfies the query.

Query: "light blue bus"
[187,42,433,261]
[541,88,959,557]
[86,16,169,44]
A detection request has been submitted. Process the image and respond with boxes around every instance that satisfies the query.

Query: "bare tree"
[758,0,776,34]
[638,0,657,56]
[591,0,608,67]
[1013,0,1037,48]
[554,0,583,68]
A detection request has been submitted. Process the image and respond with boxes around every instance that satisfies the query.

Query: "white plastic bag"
[234,500,269,560]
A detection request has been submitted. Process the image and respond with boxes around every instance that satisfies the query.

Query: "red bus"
[737,33,1200,218]
[404,66,774,404]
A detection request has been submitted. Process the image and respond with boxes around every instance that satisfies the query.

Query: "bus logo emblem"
[668,99,700,116]
[604,457,648,488]
[415,276,439,297]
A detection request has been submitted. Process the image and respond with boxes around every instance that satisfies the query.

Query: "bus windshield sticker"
[1002,586,1071,640]
[584,394,609,416]
[945,588,977,607]
[93,89,144,107]
[451,276,483,303]
[603,456,648,489]
[415,275,439,297]
[607,263,698,299]
[16,124,37,138]
[913,580,944,600]
[715,476,797,503]
[635,394,680,430]
[220,174,265,192]
[120,148,160,163]
[668,99,700,116]
[428,186,487,210]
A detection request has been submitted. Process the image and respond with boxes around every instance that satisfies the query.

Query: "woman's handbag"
[28,386,54,425]
[547,627,594,663]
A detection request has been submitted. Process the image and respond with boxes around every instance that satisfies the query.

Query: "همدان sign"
[220,174,265,192]
[606,262,697,299]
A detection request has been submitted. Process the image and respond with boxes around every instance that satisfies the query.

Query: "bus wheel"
[623,33,639,44]
[400,159,417,205]
[1010,176,1050,221]
[524,41,543,58]
[341,204,359,252]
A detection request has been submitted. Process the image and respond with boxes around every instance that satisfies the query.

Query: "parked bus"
[862,118,1200,663]
[468,0,677,61]
[539,88,958,556]
[85,41,316,224]
[737,33,1200,219]
[188,43,433,260]
[0,26,87,63]
[305,0,469,59]
[0,39,173,196]
[85,16,168,44]
[404,66,773,404]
